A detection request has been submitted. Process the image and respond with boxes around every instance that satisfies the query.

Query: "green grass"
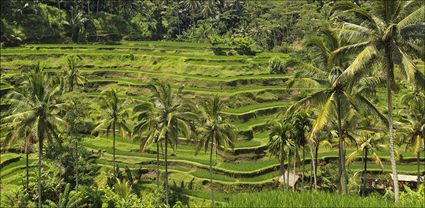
[0,153,21,165]
[221,190,423,207]
[223,100,290,115]
[235,115,276,131]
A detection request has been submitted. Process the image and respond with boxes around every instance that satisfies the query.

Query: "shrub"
[231,37,257,56]
[0,18,24,47]
[268,56,287,74]
[91,12,133,36]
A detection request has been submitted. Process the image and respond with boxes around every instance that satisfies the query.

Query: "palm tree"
[347,132,385,196]
[289,111,311,188]
[146,83,196,205]
[64,56,87,92]
[92,89,130,181]
[332,1,425,201]
[184,0,200,26]
[288,28,387,194]
[201,0,218,19]
[1,64,66,208]
[267,119,291,189]
[399,87,425,186]
[132,100,162,188]
[197,95,236,207]
[63,7,88,42]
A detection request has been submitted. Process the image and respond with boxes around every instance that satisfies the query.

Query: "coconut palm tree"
[267,119,292,189]
[146,83,196,205]
[197,95,236,207]
[201,0,218,19]
[289,111,311,188]
[184,0,201,26]
[1,64,67,208]
[332,1,425,200]
[64,56,87,92]
[63,7,88,42]
[399,87,425,186]
[132,100,162,188]
[288,28,387,193]
[92,89,130,181]
[347,132,385,196]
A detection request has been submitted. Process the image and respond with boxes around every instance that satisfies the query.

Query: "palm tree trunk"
[96,0,99,15]
[37,136,42,208]
[156,140,160,189]
[293,145,297,192]
[286,149,291,190]
[417,150,421,187]
[341,140,348,194]
[361,147,368,196]
[164,132,169,206]
[309,142,317,189]
[315,143,318,181]
[280,144,285,186]
[302,146,305,187]
[385,44,399,202]
[210,133,215,208]
[25,136,29,194]
[112,120,116,180]
[336,94,348,194]
[75,141,79,192]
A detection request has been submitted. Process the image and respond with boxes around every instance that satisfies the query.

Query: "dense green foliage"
[1,0,424,207]
[1,0,334,48]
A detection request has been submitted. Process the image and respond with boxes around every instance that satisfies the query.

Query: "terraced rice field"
[1,41,423,203]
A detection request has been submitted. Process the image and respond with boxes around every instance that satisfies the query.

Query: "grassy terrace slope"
[1,41,423,202]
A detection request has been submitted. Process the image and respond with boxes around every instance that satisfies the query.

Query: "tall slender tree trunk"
[280,144,285,188]
[75,141,79,192]
[336,95,348,194]
[286,149,291,190]
[361,147,368,196]
[210,132,215,208]
[309,142,317,189]
[302,146,305,187]
[341,140,348,194]
[112,120,116,180]
[423,138,424,185]
[293,146,297,192]
[37,135,42,208]
[385,44,399,202]
[164,132,169,205]
[315,144,318,181]
[156,140,160,189]
[417,150,420,187]
[25,136,29,194]
[96,0,99,15]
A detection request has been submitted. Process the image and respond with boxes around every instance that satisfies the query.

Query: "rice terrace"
[0,1,424,208]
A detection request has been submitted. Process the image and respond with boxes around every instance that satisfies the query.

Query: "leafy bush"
[400,184,424,204]
[17,3,67,42]
[0,18,24,47]
[91,12,134,36]
[182,20,218,43]
[231,37,257,56]
[268,56,287,74]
